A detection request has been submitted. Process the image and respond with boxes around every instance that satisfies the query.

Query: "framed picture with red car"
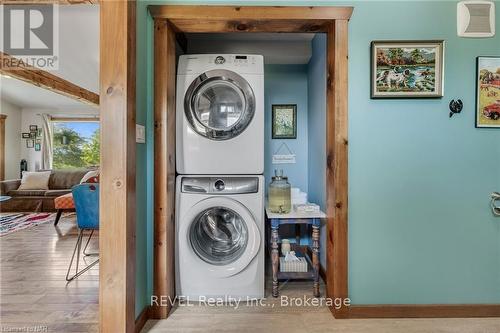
[476,56,500,128]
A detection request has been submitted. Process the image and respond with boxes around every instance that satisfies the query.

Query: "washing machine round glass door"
[184,197,261,277]
[184,69,255,141]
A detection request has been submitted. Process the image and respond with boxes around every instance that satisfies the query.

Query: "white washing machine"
[176,175,265,300]
[176,54,264,175]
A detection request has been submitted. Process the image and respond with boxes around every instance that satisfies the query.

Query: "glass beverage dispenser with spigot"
[268,169,291,214]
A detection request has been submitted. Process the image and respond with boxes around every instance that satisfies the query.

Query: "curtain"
[40,114,53,170]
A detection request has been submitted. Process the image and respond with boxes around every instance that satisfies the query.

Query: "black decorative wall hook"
[449,99,463,118]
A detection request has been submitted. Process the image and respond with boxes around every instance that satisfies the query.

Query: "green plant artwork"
[272,105,297,139]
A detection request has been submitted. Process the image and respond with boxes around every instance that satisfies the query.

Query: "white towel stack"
[291,187,307,205]
[294,203,320,213]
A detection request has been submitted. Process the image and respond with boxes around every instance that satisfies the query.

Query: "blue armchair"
[66,183,99,282]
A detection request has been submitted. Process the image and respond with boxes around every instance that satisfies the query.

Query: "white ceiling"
[187,33,317,64]
[0,5,99,111]
[0,76,98,111]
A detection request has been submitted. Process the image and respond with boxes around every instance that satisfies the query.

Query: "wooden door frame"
[100,1,137,332]
[149,5,352,319]
[0,114,6,181]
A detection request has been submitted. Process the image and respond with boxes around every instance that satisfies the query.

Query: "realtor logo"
[1,4,59,69]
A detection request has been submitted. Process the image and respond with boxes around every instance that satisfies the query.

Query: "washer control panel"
[177,54,263,75]
[182,177,259,194]
[212,55,256,66]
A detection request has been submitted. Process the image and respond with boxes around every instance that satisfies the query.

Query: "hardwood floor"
[2,217,499,333]
[0,214,99,332]
[142,276,500,333]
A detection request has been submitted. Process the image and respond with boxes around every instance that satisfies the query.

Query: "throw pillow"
[18,171,52,190]
[80,170,100,184]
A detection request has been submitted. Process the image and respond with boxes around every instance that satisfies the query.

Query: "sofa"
[0,169,90,212]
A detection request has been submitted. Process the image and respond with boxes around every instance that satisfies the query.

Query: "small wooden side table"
[265,208,326,297]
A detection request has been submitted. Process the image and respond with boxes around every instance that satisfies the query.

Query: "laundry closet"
[173,32,329,301]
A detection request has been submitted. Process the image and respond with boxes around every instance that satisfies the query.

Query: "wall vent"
[457,1,495,37]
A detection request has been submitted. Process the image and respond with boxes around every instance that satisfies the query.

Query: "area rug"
[0,213,57,236]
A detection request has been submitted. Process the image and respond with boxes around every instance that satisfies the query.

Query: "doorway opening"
[150,5,351,320]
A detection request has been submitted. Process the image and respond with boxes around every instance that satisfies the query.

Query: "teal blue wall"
[265,64,310,243]
[265,65,309,193]
[136,1,500,315]
[347,1,500,304]
[136,0,155,316]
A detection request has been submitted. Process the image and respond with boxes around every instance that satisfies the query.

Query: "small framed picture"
[26,139,34,148]
[34,143,41,151]
[476,56,500,128]
[29,125,38,131]
[371,40,445,99]
[30,132,37,139]
[22,133,31,138]
[272,104,297,139]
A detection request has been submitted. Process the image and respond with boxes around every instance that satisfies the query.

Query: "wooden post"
[326,19,349,318]
[152,19,177,319]
[99,0,136,332]
[0,114,6,181]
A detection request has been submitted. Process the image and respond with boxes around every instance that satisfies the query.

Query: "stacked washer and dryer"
[176,54,265,300]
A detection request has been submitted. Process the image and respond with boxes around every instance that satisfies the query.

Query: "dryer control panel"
[181,176,259,194]
[177,54,264,75]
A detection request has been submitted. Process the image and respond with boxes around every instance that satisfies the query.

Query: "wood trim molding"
[0,52,99,106]
[151,19,177,320]
[326,19,349,319]
[348,304,500,318]
[149,5,353,20]
[167,19,331,34]
[134,306,150,333]
[99,0,136,332]
[51,117,99,122]
[0,114,6,181]
[149,5,353,33]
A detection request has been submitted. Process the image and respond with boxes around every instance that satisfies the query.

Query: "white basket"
[279,257,308,272]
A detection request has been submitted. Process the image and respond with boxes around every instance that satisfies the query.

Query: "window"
[52,121,99,169]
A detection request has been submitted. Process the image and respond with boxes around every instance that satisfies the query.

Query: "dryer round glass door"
[184,69,255,140]
[189,207,248,266]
